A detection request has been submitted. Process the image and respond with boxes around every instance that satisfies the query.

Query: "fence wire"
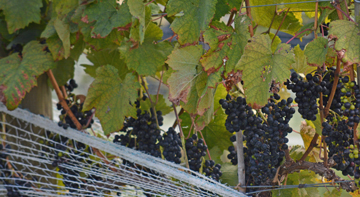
[0,104,244,197]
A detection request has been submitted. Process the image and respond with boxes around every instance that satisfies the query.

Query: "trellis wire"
[0,104,244,197]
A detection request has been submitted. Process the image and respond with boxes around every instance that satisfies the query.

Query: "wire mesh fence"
[0,104,244,197]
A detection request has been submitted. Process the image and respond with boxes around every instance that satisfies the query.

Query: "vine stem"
[140,77,159,128]
[236,130,246,193]
[314,1,318,39]
[60,86,67,99]
[198,131,212,160]
[263,7,277,34]
[272,8,290,44]
[285,28,312,44]
[47,70,120,173]
[172,108,184,128]
[172,103,190,169]
[244,0,254,37]
[156,66,164,105]
[227,10,236,26]
[46,70,82,130]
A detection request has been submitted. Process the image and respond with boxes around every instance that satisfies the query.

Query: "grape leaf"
[50,58,75,88]
[304,37,329,66]
[201,15,250,74]
[41,18,56,38]
[53,0,78,20]
[120,23,172,76]
[236,34,294,106]
[0,41,55,110]
[83,66,140,134]
[250,0,301,35]
[83,0,132,38]
[54,17,71,58]
[213,0,230,21]
[0,0,42,33]
[46,35,65,61]
[329,20,360,65]
[81,49,129,80]
[79,21,124,50]
[166,45,203,104]
[286,171,320,197]
[291,44,317,74]
[139,94,173,116]
[128,0,146,44]
[166,0,217,45]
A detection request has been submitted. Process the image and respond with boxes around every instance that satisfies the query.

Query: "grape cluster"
[322,71,360,127]
[322,120,355,176]
[57,79,94,130]
[185,134,207,172]
[227,146,238,165]
[221,94,294,187]
[203,160,222,181]
[159,127,182,164]
[113,100,164,158]
[285,72,328,120]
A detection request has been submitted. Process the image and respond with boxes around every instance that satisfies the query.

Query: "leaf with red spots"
[83,66,140,135]
[0,41,55,110]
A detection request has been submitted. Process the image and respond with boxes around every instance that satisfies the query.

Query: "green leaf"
[291,44,317,74]
[81,49,129,80]
[139,94,173,116]
[83,67,140,134]
[286,171,320,197]
[47,35,65,61]
[181,105,233,151]
[128,0,146,44]
[201,15,250,74]
[250,0,301,35]
[213,0,230,21]
[201,16,250,73]
[236,34,294,106]
[166,0,217,44]
[269,32,281,53]
[219,163,238,185]
[69,36,85,61]
[0,41,55,110]
[166,45,203,103]
[0,0,42,33]
[120,41,173,76]
[329,20,360,65]
[80,21,124,50]
[41,18,56,38]
[53,0,78,20]
[50,58,75,88]
[54,17,71,58]
[84,0,132,38]
[304,37,329,66]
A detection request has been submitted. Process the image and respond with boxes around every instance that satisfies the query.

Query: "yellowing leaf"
[166,45,203,104]
[83,66,140,134]
[329,20,360,65]
[304,37,329,66]
[291,44,317,74]
[236,34,294,106]
[250,0,302,35]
